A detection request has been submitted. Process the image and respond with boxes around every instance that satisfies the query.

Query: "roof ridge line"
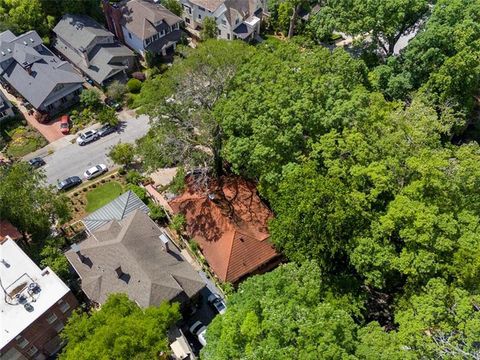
[224,228,238,282]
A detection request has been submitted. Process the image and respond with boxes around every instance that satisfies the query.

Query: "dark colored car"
[57,176,82,191]
[97,124,117,137]
[59,115,70,135]
[28,157,45,169]
[104,97,122,111]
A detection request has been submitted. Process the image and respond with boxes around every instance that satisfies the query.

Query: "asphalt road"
[41,114,150,185]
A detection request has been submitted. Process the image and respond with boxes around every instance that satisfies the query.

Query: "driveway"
[26,114,150,185]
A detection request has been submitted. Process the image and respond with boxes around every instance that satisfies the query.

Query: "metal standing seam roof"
[82,190,150,233]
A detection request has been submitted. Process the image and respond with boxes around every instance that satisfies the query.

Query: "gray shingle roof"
[53,14,135,84]
[121,0,182,40]
[66,210,205,307]
[82,190,150,233]
[0,30,83,109]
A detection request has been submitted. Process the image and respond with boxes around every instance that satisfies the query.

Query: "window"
[222,19,226,25]
[199,6,205,11]
[235,18,239,24]
[198,14,202,19]
[15,336,29,349]
[47,104,53,111]
[218,30,221,36]
[227,33,231,40]
[53,321,64,333]
[46,312,58,324]
[26,346,38,356]
[57,299,70,313]
[128,32,132,39]
[60,97,67,104]
[185,18,190,24]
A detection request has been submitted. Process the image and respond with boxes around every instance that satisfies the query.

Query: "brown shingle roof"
[0,220,22,243]
[65,210,204,307]
[169,176,279,283]
[121,0,182,40]
[189,0,224,12]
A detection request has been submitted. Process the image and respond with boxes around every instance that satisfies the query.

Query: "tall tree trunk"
[288,4,301,38]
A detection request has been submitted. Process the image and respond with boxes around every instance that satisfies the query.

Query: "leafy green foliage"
[161,0,182,16]
[108,142,135,167]
[0,162,71,240]
[148,203,168,222]
[97,107,119,126]
[79,89,101,109]
[308,0,429,56]
[127,78,142,94]
[106,81,127,102]
[217,41,368,196]
[38,237,70,281]
[170,214,185,234]
[201,17,218,40]
[168,167,186,195]
[136,40,253,174]
[59,294,181,360]
[126,183,147,202]
[202,262,363,360]
[125,170,143,185]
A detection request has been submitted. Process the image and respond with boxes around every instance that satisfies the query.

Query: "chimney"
[159,233,170,252]
[102,0,125,43]
[79,47,90,68]
[115,266,124,278]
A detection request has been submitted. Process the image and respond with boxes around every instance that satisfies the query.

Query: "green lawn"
[1,117,47,158]
[85,181,124,213]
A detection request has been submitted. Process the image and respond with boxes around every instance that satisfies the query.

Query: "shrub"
[148,203,168,222]
[189,239,199,253]
[169,167,186,194]
[171,214,186,235]
[126,170,142,185]
[106,80,127,102]
[118,167,127,175]
[127,78,142,93]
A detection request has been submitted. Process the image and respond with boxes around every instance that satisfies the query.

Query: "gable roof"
[189,0,224,12]
[65,210,205,307]
[53,14,112,51]
[53,14,135,84]
[0,30,83,109]
[121,0,182,40]
[82,190,150,233]
[169,176,279,283]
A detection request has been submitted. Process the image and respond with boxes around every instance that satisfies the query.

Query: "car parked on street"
[97,124,117,137]
[207,293,226,315]
[59,115,70,135]
[76,130,99,146]
[189,321,207,347]
[83,164,107,180]
[57,176,82,191]
[28,157,45,169]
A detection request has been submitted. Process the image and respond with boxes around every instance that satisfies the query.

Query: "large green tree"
[136,40,254,177]
[308,0,430,56]
[0,162,71,240]
[217,41,368,196]
[60,294,181,360]
[202,262,363,360]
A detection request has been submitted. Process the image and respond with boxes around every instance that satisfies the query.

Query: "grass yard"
[85,181,124,213]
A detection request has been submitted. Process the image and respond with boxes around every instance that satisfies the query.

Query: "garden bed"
[68,172,126,221]
[0,116,47,158]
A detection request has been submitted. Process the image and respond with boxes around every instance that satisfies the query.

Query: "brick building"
[0,237,78,360]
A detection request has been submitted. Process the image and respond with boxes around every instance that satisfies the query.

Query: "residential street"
[26,114,150,185]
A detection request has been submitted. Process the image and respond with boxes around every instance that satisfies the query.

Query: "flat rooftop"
[0,237,70,349]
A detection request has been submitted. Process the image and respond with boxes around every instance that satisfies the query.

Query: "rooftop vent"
[0,259,10,268]
[1,51,5,56]
[29,38,34,43]
[6,48,11,53]
[27,282,40,295]
[15,293,27,304]
[23,41,27,45]
[159,233,170,252]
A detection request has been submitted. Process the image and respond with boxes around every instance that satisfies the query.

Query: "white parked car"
[83,164,107,180]
[189,321,207,346]
[207,293,226,315]
[76,130,99,146]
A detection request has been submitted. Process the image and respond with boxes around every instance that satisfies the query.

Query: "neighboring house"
[169,176,281,284]
[103,0,183,57]
[0,90,14,122]
[0,30,83,116]
[0,219,22,244]
[180,0,266,41]
[66,192,205,308]
[0,237,78,360]
[53,14,136,86]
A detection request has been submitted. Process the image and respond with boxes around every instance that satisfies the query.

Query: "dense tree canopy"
[136,40,254,176]
[60,294,180,360]
[0,162,71,240]
[308,0,430,56]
